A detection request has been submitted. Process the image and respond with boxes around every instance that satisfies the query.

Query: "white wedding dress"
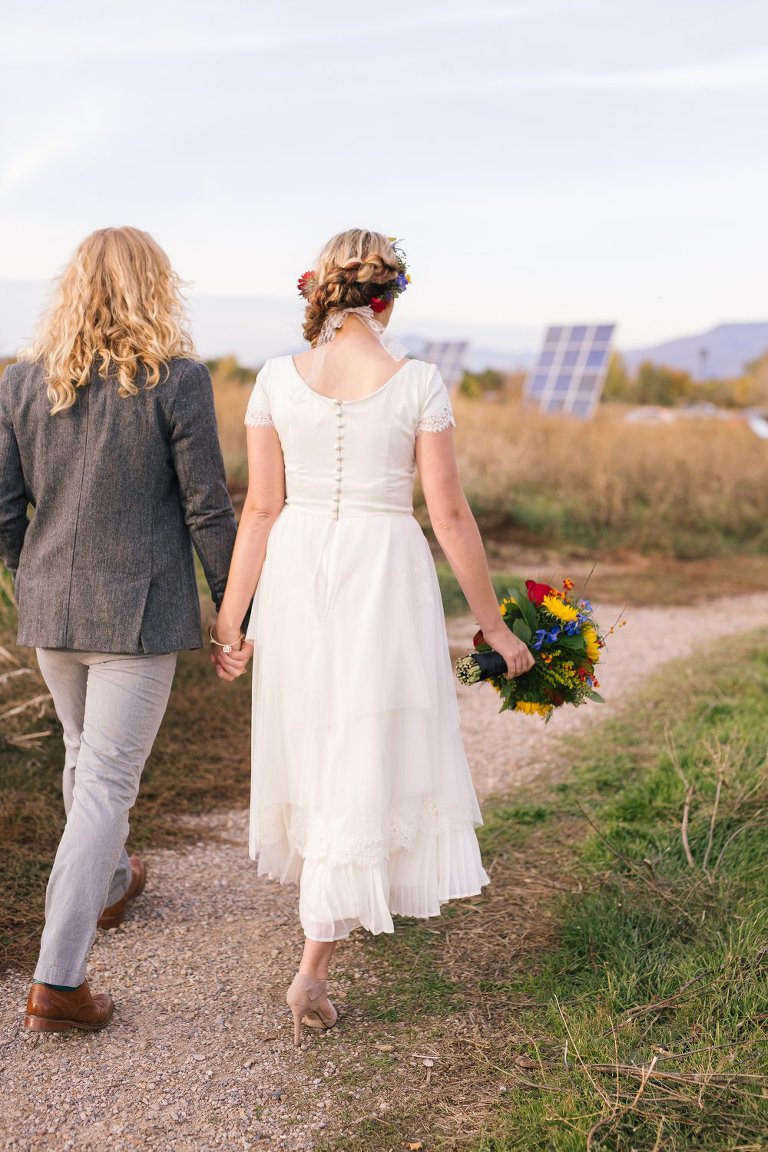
[244,354,489,941]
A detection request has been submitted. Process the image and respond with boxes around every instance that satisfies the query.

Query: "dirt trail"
[2,593,768,1151]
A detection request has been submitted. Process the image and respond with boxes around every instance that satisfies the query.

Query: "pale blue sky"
[1,0,766,356]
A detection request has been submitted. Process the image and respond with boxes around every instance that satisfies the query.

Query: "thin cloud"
[0,2,553,60]
[0,114,110,193]
[463,52,768,92]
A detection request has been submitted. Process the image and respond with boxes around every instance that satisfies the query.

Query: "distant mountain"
[621,323,768,379]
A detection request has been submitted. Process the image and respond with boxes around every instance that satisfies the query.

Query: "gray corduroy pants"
[34,649,177,986]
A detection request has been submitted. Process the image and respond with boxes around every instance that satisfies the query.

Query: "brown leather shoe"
[97,856,147,930]
[24,981,114,1033]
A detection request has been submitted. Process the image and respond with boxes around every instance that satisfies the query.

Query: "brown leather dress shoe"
[24,981,114,1032]
[97,855,147,929]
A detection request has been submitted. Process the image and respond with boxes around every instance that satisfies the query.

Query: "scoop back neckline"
[288,355,412,404]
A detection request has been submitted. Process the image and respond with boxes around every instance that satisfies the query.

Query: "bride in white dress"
[211,229,533,1044]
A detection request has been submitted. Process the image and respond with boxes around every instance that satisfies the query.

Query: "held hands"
[209,624,253,681]
[480,624,536,679]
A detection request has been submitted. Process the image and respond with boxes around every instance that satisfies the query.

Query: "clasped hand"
[209,628,253,681]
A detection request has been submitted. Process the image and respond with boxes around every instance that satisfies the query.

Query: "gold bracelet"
[209,625,245,654]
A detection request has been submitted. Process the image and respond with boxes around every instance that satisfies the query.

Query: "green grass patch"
[495,637,767,1148]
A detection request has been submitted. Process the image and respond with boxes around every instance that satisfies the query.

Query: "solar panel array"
[421,340,469,391]
[524,323,615,419]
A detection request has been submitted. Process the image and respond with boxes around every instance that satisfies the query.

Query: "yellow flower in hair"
[542,594,578,623]
[584,625,600,664]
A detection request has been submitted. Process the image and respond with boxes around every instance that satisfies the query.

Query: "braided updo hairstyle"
[302,229,404,346]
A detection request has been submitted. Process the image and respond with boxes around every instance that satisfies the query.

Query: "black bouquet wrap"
[454,648,508,685]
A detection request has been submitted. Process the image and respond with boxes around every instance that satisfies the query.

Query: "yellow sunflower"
[583,625,600,664]
[515,701,553,718]
[542,594,578,623]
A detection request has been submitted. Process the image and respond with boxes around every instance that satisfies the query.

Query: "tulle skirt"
[246,505,489,941]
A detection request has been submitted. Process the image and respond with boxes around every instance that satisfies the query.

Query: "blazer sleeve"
[0,366,29,579]
[168,361,237,610]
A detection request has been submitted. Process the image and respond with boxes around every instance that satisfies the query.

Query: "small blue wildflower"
[396,272,408,292]
[533,627,561,651]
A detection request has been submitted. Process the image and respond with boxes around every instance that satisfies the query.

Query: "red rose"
[525,580,555,605]
[370,296,388,313]
[546,689,565,706]
[473,629,485,649]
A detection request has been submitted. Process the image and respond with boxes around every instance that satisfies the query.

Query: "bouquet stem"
[455,649,508,685]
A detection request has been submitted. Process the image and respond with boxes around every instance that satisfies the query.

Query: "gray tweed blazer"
[0,357,237,654]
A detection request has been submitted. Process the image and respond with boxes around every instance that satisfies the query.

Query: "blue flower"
[533,627,560,651]
[564,621,581,636]
[396,272,408,292]
[579,599,593,612]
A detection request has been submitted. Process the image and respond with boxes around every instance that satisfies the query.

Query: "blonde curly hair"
[302,229,404,346]
[25,226,196,414]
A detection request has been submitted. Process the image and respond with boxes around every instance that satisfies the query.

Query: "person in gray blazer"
[0,226,250,1033]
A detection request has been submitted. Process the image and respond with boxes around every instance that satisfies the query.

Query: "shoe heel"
[24,1014,70,1033]
[290,1005,303,1047]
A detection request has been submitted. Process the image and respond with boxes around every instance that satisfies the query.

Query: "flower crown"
[297,238,410,314]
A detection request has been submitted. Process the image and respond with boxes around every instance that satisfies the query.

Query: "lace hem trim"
[256,802,476,865]
[417,405,455,434]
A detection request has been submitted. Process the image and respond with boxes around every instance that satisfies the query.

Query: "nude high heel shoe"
[286,972,338,1046]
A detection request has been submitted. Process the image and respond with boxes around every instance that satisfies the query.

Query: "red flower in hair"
[369,296,389,314]
[525,579,556,605]
[297,270,316,299]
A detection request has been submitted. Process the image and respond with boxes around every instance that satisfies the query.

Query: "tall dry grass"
[210,361,254,488]
[210,365,768,558]
[450,397,768,557]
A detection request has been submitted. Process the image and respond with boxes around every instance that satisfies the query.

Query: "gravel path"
[2,592,768,1151]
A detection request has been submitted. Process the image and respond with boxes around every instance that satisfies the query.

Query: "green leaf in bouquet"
[512,619,532,644]
[587,690,606,703]
[505,579,539,635]
[558,634,587,652]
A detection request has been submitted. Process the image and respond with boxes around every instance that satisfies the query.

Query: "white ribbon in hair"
[317,306,407,361]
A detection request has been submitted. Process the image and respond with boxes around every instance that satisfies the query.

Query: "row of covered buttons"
[333,399,343,519]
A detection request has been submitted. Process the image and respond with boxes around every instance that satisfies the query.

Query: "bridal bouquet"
[455,577,607,721]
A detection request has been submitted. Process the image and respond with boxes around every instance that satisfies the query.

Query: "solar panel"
[524,323,615,418]
[421,340,469,390]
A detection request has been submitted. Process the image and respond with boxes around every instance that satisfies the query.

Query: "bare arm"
[416,427,534,677]
[211,423,286,678]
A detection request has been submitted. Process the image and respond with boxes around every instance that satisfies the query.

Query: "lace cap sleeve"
[245,366,273,428]
[417,365,455,434]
